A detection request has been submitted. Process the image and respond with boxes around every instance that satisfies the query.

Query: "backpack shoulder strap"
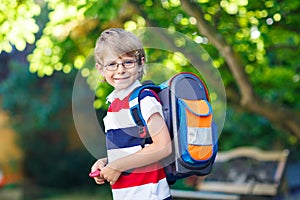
[129,84,162,144]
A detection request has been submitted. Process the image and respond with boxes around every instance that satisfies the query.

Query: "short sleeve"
[139,89,164,123]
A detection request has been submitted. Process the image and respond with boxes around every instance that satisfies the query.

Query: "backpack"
[129,72,218,184]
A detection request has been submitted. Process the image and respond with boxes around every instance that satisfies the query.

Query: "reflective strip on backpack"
[187,127,212,145]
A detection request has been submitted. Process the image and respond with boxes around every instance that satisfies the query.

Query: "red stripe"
[108,95,130,112]
[111,163,166,189]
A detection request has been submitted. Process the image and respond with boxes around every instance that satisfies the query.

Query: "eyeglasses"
[104,59,137,71]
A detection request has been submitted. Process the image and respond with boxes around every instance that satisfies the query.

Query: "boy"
[91,28,172,200]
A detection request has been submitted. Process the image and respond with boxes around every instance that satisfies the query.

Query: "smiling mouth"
[114,77,129,80]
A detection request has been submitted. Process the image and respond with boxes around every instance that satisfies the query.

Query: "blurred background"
[0,0,299,199]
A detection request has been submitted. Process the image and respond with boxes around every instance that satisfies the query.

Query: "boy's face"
[97,55,142,92]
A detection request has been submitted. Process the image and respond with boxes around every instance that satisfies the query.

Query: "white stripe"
[107,145,142,162]
[188,127,212,145]
[112,178,171,200]
[103,109,136,131]
[129,97,139,108]
[140,96,164,123]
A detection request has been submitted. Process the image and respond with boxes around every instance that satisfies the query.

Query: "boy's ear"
[96,63,105,76]
[95,63,101,71]
[141,57,145,65]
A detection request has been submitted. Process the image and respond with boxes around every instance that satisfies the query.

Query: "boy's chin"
[114,84,129,91]
[114,81,135,91]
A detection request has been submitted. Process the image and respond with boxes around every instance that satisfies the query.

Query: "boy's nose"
[116,64,126,73]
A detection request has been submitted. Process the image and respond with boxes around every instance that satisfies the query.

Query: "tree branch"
[180,0,300,138]
[180,0,254,106]
[129,0,300,138]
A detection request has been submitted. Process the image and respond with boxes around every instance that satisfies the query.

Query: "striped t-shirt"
[103,80,171,200]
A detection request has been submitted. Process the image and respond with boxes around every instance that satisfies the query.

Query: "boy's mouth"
[114,77,129,80]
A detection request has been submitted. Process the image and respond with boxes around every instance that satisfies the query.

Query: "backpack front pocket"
[178,98,214,164]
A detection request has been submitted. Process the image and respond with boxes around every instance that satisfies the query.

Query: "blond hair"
[94,28,145,80]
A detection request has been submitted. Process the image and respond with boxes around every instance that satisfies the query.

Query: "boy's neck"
[107,80,141,102]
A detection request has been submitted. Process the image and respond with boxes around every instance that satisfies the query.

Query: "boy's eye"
[107,63,117,67]
[123,60,136,66]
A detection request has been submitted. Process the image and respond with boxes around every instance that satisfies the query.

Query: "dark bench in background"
[171,147,289,199]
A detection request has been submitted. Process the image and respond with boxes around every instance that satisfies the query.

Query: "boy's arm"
[100,113,172,184]
[110,112,172,170]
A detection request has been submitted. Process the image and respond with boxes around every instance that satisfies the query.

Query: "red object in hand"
[89,170,101,178]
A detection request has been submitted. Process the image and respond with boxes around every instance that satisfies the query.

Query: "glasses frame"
[104,59,138,71]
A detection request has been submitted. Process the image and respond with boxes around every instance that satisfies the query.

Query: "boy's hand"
[100,164,122,185]
[90,158,107,184]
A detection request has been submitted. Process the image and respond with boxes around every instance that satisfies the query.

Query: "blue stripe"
[106,126,151,150]
[139,89,159,102]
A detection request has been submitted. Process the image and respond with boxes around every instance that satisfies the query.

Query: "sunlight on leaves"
[0,0,40,53]
[220,0,248,15]
[93,99,103,109]
[245,64,254,74]
[174,37,186,47]
[189,17,197,25]
[81,68,90,77]
[273,13,281,22]
[63,64,72,74]
[210,92,217,102]
[250,26,261,39]
[74,55,86,69]
[27,0,96,77]
[172,52,188,66]
[204,14,212,22]
[293,74,300,83]
[265,1,274,8]
[136,16,146,26]
[213,59,224,69]
[180,18,189,26]
[1,0,299,160]
[197,0,209,3]
[124,21,138,31]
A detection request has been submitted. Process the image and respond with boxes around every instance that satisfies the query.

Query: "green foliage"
[222,107,300,161]
[25,0,125,78]
[84,0,125,20]
[0,61,69,133]
[13,0,300,110]
[0,0,40,53]
[0,59,95,188]
[252,67,300,107]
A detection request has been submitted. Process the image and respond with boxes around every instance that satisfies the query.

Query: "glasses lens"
[123,60,136,68]
[105,59,136,71]
[106,63,117,71]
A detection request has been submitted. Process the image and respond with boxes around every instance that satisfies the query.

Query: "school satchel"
[129,72,218,185]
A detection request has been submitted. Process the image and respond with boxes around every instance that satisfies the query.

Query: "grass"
[0,187,22,200]
[0,183,113,200]
[39,184,113,200]
[39,187,113,200]
[0,180,194,200]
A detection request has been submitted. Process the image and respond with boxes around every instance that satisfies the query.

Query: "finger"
[109,179,116,185]
[95,179,105,184]
[110,181,115,185]
[95,177,105,184]
[91,165,98,172]
[91,159,104,171]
